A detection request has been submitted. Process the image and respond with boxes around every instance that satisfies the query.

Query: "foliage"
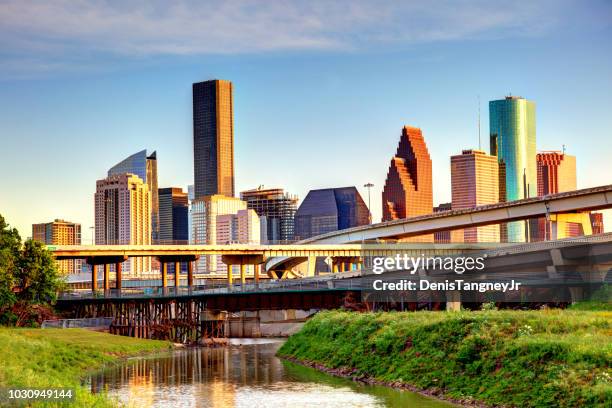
[0,214,65,326]
[278,310,612,408]
[0,328,172,407]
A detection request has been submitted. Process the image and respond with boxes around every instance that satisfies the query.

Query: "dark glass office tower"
[193,79,235,199]
[294,187,370,240]
[158,187,189,244]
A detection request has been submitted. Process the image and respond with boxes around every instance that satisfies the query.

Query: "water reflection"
[89,339,454,407]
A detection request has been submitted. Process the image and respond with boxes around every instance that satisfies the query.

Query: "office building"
[193,79,234,199]
[240,186,298,243]
[535,151,584,239]
[191,195,246,273]
[108,150,159,243]
[95,173,151,276]
[32,219,81,274]
[187,184,195,244]
[216,209,260,275]
[433,203,452,243]
[537,151,576,196]
[382,126,433,221]
[158,187,189,244]
[294,187,369,240]
[489,96,536,242]
[451,150,500,242]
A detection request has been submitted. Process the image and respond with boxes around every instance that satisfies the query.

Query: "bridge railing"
[58,276,363,300]
[41,317,114,328]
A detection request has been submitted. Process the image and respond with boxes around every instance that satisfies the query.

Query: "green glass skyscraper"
[489,96,536,242]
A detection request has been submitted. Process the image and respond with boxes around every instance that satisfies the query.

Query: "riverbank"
[0,328,172,407]
[277,309,611,407]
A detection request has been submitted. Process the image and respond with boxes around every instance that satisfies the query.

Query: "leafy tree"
[0,214,66,325]
[0,215,19,314]
[16,239,65,305]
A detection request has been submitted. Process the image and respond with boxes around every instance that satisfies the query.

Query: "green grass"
[278,309,612,407]
[0,328,172,407]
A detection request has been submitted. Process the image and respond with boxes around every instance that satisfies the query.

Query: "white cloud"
[0,0,599,76]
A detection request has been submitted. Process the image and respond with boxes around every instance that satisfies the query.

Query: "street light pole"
[364,182,374,224]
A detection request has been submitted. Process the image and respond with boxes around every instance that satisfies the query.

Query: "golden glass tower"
[193,79,235,199]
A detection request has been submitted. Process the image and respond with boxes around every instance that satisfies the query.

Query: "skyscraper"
[294,187,369,240]
[489,96,536,242]
[240,186,298,243]
[95,173,151,276]
[108,150,159,242]
[32,219,81,274]
[193,79,235,199]
[451,150,500,242]
[536,151,576,196]
[158,187,189,244]
[535,151,582,239]
[382,126,433,221]
[191,195,246,273]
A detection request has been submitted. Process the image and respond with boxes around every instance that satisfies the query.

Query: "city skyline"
[1,1,611,239]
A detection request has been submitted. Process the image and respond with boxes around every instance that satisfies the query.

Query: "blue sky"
[0,0,611,240]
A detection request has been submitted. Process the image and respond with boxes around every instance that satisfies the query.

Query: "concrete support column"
[115,262,122,290]
[240,264,246,284]
[332,262,339,273]
[340,262,346,273]
[569,286,585,304]
[161,262,168,288]
[446,290,461,311]
[103,263,110,291]
[174,261,180,288]
[187,261,194,287]
[92,264,98,292]
[255,264,260,284]
[227,264,233,286]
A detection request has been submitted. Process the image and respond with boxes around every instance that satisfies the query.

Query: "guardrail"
[58,277,363,301]
[41,317,114,328]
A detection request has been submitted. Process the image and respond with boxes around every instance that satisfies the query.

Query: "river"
[89,339,455,407]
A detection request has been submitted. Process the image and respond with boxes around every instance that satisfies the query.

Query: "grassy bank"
[278,310,611,407]
[0,328,172,407]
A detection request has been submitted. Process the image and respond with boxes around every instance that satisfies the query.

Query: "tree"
[0,215,19,316]
[16,239,65,305]
[0,214,66,325]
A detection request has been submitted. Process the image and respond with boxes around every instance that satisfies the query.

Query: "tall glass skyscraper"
[489,96,536,242]
[193,79,235,199]
[108,149,159,243]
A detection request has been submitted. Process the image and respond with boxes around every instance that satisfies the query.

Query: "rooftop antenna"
[477,95,481,150]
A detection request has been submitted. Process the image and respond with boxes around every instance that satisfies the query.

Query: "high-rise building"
[193,79,234,199]
[191,195,246,273]
[240,186,298,243]
[108,150,159,242]
[294,187,369,240]
[216,209,260,275]
[489,96,536,242]
[537,151,576,196]
[451,150,500,242]
[382,126,433,221]
[95,173,151,276]
[158,187,189,244]
[535,151,583,239]
[32,219,81,274]
[433,203,452,243]
[187,184,195,244]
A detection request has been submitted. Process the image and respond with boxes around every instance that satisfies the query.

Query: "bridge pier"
[221,255,265,286]
[115,262,122,290]
[157,255,200,291]
[86,256,128,293]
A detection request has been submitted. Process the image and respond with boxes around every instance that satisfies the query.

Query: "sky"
[0,0,611,241]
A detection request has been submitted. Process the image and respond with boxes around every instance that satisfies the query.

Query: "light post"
[364,182,374,224]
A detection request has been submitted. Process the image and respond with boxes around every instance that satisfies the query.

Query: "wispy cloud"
[0,0,604,77]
